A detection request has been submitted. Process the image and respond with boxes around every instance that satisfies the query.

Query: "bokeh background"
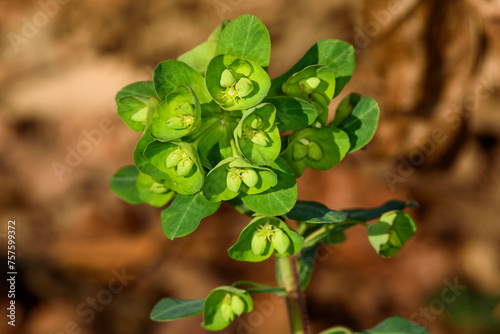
[1,0,500,333]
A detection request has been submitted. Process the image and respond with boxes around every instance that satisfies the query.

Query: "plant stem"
[276,255,310,334]
[226,122,241,158]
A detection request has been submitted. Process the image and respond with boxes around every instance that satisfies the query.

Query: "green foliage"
[161,193,220,240]
[150,298,205,321]
[215,14,271,68]
[360,316,429,334]
[239,158,298,216]
[367,211,417,258]
[319,316,429,334]
[335,97,380,153]
[110,166,141,204]
[284,201,349,224]
[265,96,318,131]
[178,20,229,76]
[111,14,421,334]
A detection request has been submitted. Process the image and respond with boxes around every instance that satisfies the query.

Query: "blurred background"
[1,0,500,333]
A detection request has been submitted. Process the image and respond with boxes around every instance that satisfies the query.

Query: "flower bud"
[178,102,195,115]
[299,77,321,92]
[165,148,183,169]
[292,142,308,160]
[131,107,148,124]
[246,114,263,129]
[220,69,236,87]
[231,295,245,316]
[230,59,252,77]
[235,77,254,97]
[149,182,167,194]
[251,231,267,255]
[220,302,234,322]
[251,130,269,147]
[167,116,186,129]
[272,229,290,255]
[176,157,194,177]
[226,170,242,193]
[240,169,258,188]
[307,141,323,161]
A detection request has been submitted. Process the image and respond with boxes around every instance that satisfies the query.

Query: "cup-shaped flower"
[206,55,271,110]
[143,141,204,195]
[150,85,201,141]
[203,157,278,202]
[202,286,253,331]
[228,216,305,262]
[292,138,324,162]
[282,127,351,177]
[282,65,336,125]
[235,103,281,165]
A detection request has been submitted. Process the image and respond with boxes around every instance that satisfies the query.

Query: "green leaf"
[228,216,305,262]
[115,81,158,103]
[150,298,205,322]
[367,211,417,258]
[359,316,429,334]
[153,60,213,103]
[284,201,350,223]
[117,97,149,132]
[282,127,351,177]
[337,97,379,153]
[297,245,318,290]
[202,286,253,331]
[318,316,429,334]
[206,55,271,110]
[161,193,221,239]
[319,327,353,334]
[265,96,318,132]
[177,20,229,76]
[235,103,281,165]
[216,14,271,68]
[344,200,418,222]
[110,166,141,204]
[133,132,169,179]
[240,158,298,216]
[330,93,361,127]
[270,39,355,97]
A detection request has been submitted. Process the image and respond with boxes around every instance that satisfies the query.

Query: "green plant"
[111,14,427,334]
